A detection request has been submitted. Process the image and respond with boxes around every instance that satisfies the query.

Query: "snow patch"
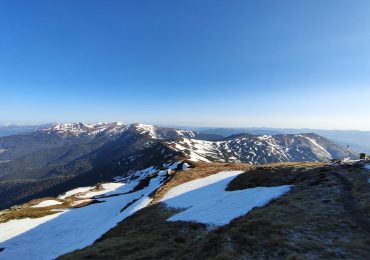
[70,199,92,207]
[31,200,63,208]
[162,171,292,226]
[182,162,190,170]
[0,160,10,164]
[58,187,94,199]
[78,183,124,199]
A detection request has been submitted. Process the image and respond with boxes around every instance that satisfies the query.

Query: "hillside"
[61,162,370,259]
[0,161,369,259]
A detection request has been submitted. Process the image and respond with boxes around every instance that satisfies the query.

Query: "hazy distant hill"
[0,124,52,137]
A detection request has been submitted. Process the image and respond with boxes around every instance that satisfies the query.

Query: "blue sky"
[1,0,370,130]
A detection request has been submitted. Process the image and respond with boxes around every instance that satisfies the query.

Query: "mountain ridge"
[0,122,357,210]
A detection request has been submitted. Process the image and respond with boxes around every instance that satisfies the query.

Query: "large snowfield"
[0,166,292,259]
[162,171,292,226]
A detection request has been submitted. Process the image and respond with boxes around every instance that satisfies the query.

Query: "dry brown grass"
[227,162,327,190]
[0,207,61,222]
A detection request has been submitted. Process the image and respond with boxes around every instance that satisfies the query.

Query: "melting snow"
[0,160,10,164]
[163,162,190,171]
[0,168,169,259]
[165,162,180,170]
[70,199,92,207]
[31,200,63,208]
[170,139,213,162]
[78,183,124,199]
[58,186,94,199]
[182,163,190,170]
[162,171,292,226]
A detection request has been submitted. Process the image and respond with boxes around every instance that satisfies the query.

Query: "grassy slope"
[59,162,370,259]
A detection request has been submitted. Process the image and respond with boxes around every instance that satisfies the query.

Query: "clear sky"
[1,0,370,130]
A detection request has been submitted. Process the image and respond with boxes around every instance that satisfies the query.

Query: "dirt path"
[334,167,370,234]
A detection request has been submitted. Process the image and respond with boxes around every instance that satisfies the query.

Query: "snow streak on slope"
[0,165,174,259]
[298,135,331,159]
[162,171,292,226]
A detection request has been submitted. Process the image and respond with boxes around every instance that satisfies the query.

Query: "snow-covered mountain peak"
[130,123,197,140]
[52,122,88,132]
[40,122,128,137]
[131,123,159,138]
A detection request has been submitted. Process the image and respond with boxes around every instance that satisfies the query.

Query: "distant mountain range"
[188,127,370,154]
[2,123,370,154]
[0,122,357,210]
[0,124,52,137]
